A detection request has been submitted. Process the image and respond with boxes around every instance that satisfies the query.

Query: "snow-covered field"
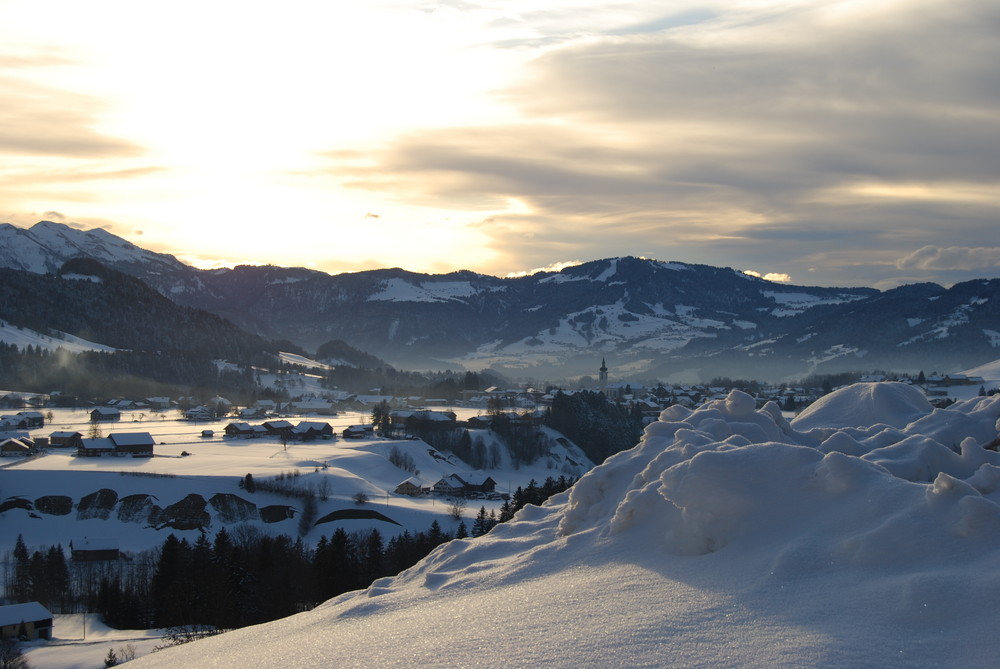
[2,407,589,555]
[121,383,1000,668]
[20,614,164,669]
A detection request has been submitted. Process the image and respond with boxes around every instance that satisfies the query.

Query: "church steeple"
[599,357,608,386]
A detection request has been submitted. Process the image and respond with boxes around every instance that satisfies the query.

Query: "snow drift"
[132,383,1000,668]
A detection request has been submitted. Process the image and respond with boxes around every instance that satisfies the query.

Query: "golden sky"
[2,0,999,288]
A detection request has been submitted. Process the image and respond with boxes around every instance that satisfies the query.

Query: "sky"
[1,0,998,289]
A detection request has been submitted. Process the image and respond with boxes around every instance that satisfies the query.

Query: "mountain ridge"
[2,220,997,381]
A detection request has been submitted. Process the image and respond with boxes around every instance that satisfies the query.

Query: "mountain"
[3,221,998,381]
[125,385,1000,668]
[0,259,287,397]
[0,220,189,278]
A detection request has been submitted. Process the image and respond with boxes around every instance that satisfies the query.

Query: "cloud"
[742,270,792,283]
[896,246,1000,271]
[318,0,1000,287]
[0,73,144,158]
[505,260,584,278]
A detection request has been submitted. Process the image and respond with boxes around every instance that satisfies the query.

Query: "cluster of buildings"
[222,419,335,441]
[394,473,502,499]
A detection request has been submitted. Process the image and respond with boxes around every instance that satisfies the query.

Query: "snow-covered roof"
[0,601,52,626]
[109,432,155,447]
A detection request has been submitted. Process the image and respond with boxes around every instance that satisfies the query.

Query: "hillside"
[125,384,1000,668]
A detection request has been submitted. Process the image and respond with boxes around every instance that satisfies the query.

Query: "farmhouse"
[342,424,374,439]
[290,398,337,415]
[0,437,32,457]
[0,601,53,641]
[78,437,115,457]
[70,539,122,562]
[291,421,334,441]
[78,432,155,457]
[431,473,498,497]
[224,422,259,439]
[109,432,155,457]
[184,406,215,421]
[49,431,83,449]
[394,477,426,497]
[263,420,294,438]
[90,407,122,422]
[15,411,45,428]
[0,415,29,430]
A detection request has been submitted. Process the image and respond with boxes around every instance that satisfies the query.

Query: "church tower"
[599,357,608,386]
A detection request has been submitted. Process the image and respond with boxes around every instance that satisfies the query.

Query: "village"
[1,359,989,464]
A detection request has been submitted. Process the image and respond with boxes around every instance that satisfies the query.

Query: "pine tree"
[10,535,30,603]
[472,506,489,537]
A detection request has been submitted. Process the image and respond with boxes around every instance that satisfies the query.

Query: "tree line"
[3,476,577,635]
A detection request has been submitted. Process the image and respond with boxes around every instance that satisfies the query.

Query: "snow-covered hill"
[0,319,116,354]
[126,384,1000,668]
[0,221,187,275]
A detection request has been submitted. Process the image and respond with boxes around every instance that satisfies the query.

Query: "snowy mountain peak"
[0,220,186,275]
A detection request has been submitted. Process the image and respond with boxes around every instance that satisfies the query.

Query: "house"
[238,407,266,419]
[70,539,121,562]
[394,477,425,497]
[0,415,28,430]
[263,420,294,438]
[431,474,468,497]
[0,601,53,641]
[342,424,374,439]
[431,473,498,497]
[15,411,44,428]
[145,397,173,411]
[0,437,32,457]
[290,398,337,415]
[49,431,83,449]
[291,421,334,441]
[184,406,215,421]
[90,407,121,422]
[254,399,277,412]
[462,475,498,494]
[109,432,155,457]
[225,422,258,439]
[466,415,493,429]
[77,433,153,457]
[78,437,115,457]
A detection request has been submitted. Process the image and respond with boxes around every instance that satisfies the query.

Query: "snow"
[762,290,865,317]
[1,408,591,556]
[22,614,164,669]
[0,320,118,354]
[277,351,332,371]
[122,384,1000,668]
[367,279,479,303]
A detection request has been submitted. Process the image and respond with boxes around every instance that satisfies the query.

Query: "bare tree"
[448,496,467,521]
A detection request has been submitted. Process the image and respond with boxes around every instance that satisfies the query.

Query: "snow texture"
[128,383,1000,668]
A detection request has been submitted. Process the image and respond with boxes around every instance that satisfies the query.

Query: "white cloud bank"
[897,245,1000,271]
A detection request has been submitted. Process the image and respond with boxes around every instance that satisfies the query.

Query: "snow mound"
[791,381,932,431]
[131,385,1000,669]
